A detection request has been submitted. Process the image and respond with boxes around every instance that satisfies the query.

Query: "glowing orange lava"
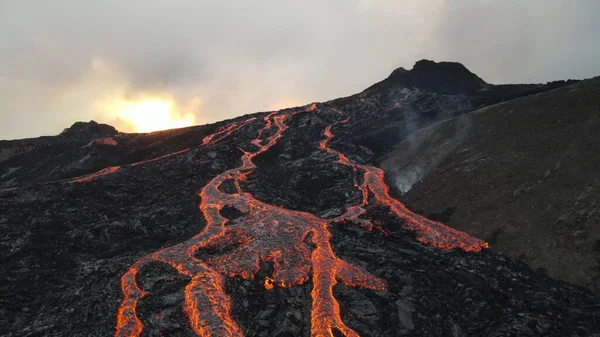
[202,118,257,146]
[113,100,486,336]
[264,277,275,290]
[322,107,487,252]
[115,104,384,337]
[68,166,122,183]
[60,149,190,184]
[45,119,253,186]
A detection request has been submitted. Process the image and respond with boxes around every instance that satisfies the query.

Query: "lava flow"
[68,166,122,183]
[321,108,488,252]
[69,148,194,183]
[49,119,255,185]
[65,149,190,184]
[115,101,486,337]
[115,103,384,337]
[202,118,256,146]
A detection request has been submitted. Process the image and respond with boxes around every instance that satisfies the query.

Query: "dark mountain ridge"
[1,60,598,337]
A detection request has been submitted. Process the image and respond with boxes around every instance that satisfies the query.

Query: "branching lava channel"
[115,101,487,337]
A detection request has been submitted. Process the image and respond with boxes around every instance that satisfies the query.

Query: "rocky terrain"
[383,76,600,293]
[1,60,598,336]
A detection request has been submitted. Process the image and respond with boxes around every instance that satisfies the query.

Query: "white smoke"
[393,166,425,194]
[382,112,472,194]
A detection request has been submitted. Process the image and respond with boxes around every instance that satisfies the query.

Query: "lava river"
[322,109,488,252]
[114,103,487,337]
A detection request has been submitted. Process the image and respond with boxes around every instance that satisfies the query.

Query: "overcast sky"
[1,1,599,139]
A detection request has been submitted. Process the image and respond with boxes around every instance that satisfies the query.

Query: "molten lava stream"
[62,148,191,184]
[322,107,488,252]
[115,99,484,337]
[47,117,257,186]
[202,118,256,146]
[115,103,382,337]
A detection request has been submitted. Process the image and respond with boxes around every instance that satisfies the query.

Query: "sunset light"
[103,97,198,133]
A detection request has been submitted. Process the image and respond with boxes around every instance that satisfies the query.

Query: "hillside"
[382,76,600,292]
[1,61,598,337]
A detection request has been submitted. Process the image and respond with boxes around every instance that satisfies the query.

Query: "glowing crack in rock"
[114,100,486,336]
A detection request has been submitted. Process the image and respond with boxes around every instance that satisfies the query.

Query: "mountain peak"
[387,59,487,94]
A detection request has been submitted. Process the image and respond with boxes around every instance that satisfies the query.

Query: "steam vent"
[1,61,599,336]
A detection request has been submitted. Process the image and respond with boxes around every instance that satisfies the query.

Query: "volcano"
[1,60,598,336]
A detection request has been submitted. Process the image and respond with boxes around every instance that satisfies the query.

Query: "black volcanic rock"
[0,121,118,165]
[60,120,118,139]
[387,59,487,94]
[1,61,598,337]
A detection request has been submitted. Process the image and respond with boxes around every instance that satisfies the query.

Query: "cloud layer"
[1,0,599,139]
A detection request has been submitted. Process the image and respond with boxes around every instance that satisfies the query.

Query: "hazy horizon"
[2,1,600,140]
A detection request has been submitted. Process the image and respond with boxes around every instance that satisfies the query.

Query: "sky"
[1,0,599,140]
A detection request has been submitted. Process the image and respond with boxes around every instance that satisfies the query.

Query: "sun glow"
[102,97,199,133]
[117,99,194,133]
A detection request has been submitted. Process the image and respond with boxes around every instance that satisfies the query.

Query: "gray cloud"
[1,0,599,139]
